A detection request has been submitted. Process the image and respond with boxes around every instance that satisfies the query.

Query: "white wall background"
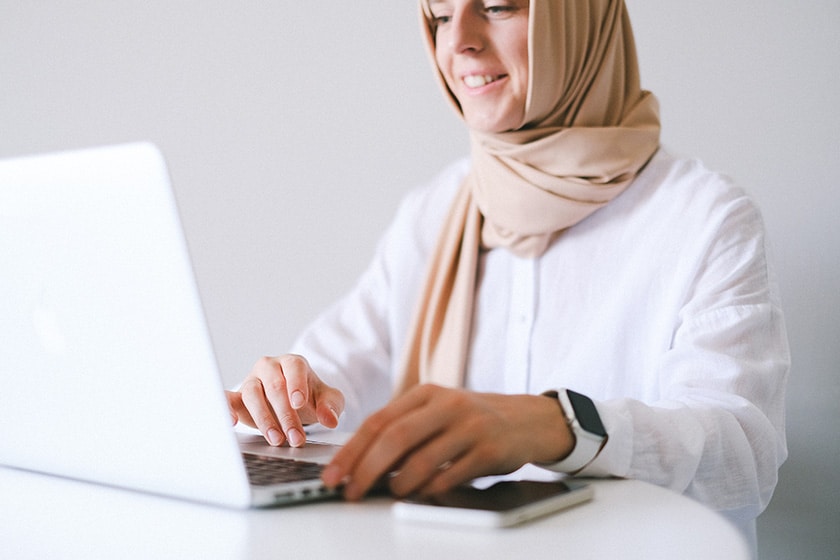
[1,2,837,558]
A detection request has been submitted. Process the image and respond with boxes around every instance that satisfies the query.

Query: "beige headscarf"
[395,0,661,394]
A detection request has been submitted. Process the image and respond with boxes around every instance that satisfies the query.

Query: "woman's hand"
[321,384,574,500]
[226,354,345,448]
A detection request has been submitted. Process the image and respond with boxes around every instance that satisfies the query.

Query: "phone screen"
[402,480,580,512]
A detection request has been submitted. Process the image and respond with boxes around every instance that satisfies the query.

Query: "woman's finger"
[239,376,286,446]
[386,429,471,497]
[276,354,312,412]
[249,357,306,447]
[325,385,456,499]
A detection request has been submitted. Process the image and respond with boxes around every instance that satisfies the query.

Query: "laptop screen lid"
[0,143,256,507]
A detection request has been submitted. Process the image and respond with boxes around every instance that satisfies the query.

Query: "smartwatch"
[539,389,608,474]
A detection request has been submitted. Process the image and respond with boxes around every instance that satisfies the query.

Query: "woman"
[227,0,788,552]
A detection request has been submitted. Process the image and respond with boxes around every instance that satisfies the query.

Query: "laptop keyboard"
[243,453,325,486]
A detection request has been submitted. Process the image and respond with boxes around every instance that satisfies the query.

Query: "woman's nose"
[448,11,485,53]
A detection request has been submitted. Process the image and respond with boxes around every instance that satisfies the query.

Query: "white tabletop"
[0,465,749,560]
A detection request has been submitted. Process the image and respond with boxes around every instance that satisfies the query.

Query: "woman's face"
[429,0,530,133]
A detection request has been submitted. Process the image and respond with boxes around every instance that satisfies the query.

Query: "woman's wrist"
[526,393,576,465]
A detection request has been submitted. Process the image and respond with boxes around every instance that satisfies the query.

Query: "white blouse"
[291,149,789,548]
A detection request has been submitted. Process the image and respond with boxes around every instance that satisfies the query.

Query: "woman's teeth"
[464,75,498,88]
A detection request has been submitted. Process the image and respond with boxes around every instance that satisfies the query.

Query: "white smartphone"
[392,479,593,528]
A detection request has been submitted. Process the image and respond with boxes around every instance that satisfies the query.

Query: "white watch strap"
[539,389,606,474]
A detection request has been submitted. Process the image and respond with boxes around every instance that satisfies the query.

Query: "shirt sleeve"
[577,192,789,528]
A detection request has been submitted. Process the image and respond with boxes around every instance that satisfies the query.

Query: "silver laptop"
[0,142,342,508]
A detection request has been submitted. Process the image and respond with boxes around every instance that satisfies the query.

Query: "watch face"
[567,390,607,437]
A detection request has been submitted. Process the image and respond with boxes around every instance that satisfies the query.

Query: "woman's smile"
[462,73,507,90]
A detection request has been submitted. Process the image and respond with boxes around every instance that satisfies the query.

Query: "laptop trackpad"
[237,433,343,464]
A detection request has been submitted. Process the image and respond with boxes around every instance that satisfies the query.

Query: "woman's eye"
[485,4,518,17]
[429,8,452,26]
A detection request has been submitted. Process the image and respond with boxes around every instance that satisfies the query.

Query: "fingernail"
[291,391,305,409]
[288,428,305,448]
[266,428,282,446]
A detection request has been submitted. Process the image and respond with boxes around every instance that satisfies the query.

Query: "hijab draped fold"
[395,0,661,395]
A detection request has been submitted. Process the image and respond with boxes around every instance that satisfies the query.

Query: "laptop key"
[243,454,325,486]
